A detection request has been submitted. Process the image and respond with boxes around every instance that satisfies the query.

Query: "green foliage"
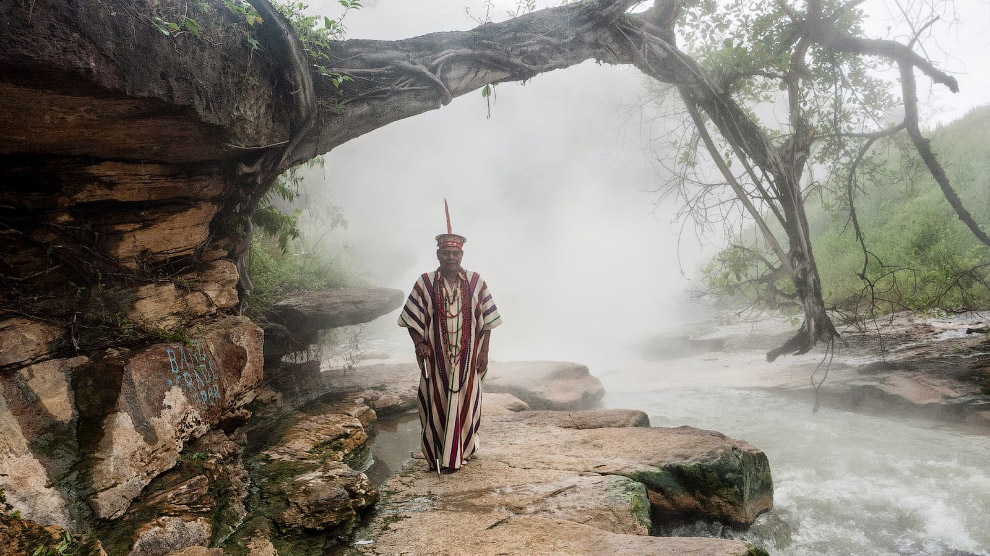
[246,233,366,318]
[704,105,990,315]
[178,451,209,464]
[245,161,365,318]
[31,531,77,556]
[274,0,361,87]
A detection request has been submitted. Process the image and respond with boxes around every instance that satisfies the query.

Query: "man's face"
[437,247,463,272]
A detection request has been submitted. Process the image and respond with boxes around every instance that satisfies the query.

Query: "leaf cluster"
[274,0,362,87]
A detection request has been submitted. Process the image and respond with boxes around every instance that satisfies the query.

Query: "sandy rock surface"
[89,317,263,519]
[355,403,771,556]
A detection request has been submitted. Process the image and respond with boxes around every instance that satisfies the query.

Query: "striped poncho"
[398,268,502,470]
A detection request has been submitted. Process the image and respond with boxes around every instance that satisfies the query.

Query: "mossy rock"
[628,447,773,526]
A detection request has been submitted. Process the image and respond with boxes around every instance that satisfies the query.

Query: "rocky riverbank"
[250,359,771,556]
[0,351,773,556]
[632,310,990,432]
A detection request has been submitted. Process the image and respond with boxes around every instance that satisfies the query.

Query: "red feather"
[444,198,452,234]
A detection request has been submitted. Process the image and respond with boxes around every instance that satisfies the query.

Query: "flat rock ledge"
[263,288,404,362]
[353,396,772,556]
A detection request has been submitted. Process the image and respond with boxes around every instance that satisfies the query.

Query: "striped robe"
[398,268,502,470]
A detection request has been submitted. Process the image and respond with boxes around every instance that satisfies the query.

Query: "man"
[398,209,501,473]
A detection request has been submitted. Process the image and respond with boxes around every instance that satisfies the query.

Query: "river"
[346,320,990,556]
[602,382,990,556]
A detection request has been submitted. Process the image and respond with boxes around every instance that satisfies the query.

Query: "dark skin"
[408,246,491,375]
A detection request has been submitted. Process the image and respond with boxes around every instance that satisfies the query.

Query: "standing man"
[398,202,501,473]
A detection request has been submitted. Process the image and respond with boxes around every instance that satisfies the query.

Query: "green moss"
[744,545,771,556]
[626,448,773,526]
[605,476,652,533]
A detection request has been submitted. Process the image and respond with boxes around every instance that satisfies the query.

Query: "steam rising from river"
[296,2,990,555]
[321,67,716,368]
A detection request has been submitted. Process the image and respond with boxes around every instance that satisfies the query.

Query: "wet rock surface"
[628,311,990,431]
[353,395,770,556]
[223,396,379,554]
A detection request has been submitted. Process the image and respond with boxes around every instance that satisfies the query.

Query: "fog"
[303,0,988,368]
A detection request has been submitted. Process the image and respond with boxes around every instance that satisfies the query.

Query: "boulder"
[485,361,605,410]
[0,317,62,369]
[128,516,212,556]
[354,407,771,556]
[266,288,405,348]
[483,414,773,526]
[264,411,370,467]
[89,429,249,556]
[272,462,377,531]
[483,392,530,416]
[87,316,263,519]
[247,398,379,539]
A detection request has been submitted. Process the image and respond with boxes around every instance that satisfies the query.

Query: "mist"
[300,0,988,370]
[305,2,726,371]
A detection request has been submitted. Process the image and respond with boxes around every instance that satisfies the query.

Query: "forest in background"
[705,104,990,319]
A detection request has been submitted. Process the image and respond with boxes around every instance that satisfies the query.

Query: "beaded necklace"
[434,270,472,392]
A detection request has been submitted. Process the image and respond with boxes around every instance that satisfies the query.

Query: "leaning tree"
[0,0,980,363]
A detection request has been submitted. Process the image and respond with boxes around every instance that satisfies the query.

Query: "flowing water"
[602,384,990,556]
[346,318,990,555]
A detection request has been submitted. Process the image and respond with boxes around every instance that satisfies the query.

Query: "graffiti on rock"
[165,339,222,410]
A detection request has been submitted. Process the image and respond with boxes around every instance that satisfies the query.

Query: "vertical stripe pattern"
[398,268,502,470]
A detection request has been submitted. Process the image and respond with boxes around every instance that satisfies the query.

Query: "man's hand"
[415,341,432,361]
[476,352,488,375]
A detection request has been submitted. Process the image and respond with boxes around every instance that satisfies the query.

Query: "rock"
[261,322,297,365]
[483,415,773,526]
[382,458,652,535]
[88,317,263,519]
[244,533,279,556]
[16,356,86,424]
[111,204,219,268]
[0,386,73,528]
[0,317,62,369]
[0,513,107,556]
[266,288,405,346]
[638,335,727,360]
[94,430,249,556]
[264,412,370,466]
[273,462,377,531]
[355,407,771,556]
[163,548,223,556]
[128,261,240,329]
[483,393,530,416]
[263,361,420,417]
[128,516,211,556]
[248,399,379,538]
[504,408,650,429]
[360,512,762,556]
[485,361,606,410]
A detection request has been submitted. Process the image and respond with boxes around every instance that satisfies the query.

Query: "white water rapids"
[602,383,990,556]
[336,319,990,556]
